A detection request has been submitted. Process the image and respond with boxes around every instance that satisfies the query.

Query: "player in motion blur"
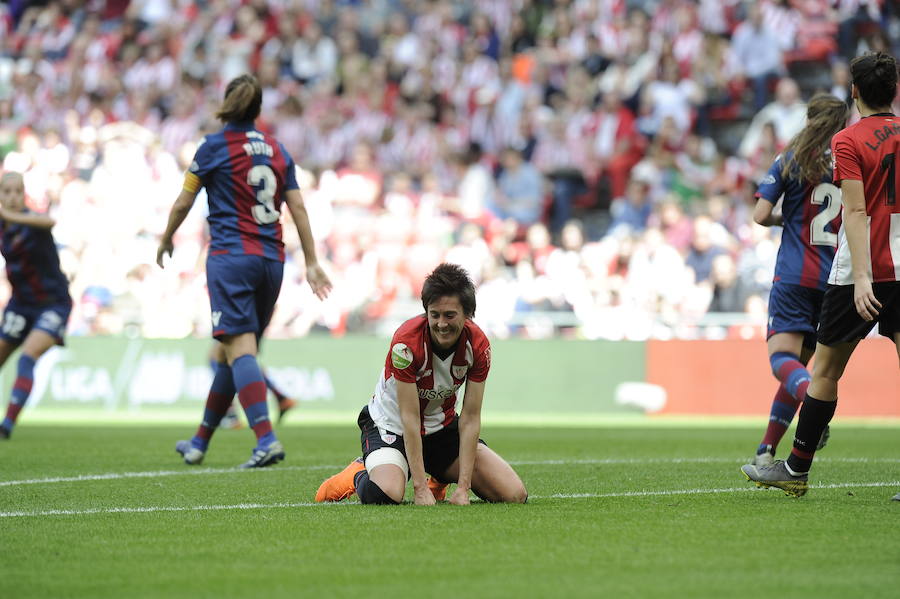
[748,94,849,467]
[315,263,527,505]
[0,172,73,439]
[157,74,331,468]
[743,52,900,497]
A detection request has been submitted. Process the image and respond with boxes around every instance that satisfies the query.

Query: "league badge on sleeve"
[391,343,412,369]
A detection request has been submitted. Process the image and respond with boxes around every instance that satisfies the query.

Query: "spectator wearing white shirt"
[730,3,784,110]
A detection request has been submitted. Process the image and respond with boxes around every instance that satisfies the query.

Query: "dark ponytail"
[850,52,899,109]
[215,74,262,123]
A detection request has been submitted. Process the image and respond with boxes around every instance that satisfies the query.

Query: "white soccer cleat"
[175,440,205,465]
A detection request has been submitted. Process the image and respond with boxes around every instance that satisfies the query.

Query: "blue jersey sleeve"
[756,154,786,204]
[189,136,216,182]
[280,143,299,191]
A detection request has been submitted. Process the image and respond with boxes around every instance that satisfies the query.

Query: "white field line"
[2,456,899,489]
[2,480,899,518]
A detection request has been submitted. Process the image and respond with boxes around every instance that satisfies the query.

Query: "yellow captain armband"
[183,172,202,194]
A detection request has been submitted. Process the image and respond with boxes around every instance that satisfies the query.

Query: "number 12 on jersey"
[809,182,841,247]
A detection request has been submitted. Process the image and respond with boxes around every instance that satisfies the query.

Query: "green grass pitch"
[1,423,899,598]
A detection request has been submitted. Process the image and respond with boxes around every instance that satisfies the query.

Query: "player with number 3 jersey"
[742,52,900,498]
[748,94,850,467]
[157,74,332,468]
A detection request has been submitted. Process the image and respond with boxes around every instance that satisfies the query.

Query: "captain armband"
[183,172,202,194]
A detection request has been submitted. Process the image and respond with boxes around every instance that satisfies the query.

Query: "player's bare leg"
[1,330,56,439]
[364,464,406,503]
[442,445,527,503]
[317,455,406,504]
[807,340,858,402]
[0,338,17,370]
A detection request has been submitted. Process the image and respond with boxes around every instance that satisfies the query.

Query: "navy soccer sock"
[769,352,811,402]
[191,362,236,451]
[232,355,276,447]
[759,384,801,453]
[2,354,36,431]
[786,394,837,474]
[354,470,400,505]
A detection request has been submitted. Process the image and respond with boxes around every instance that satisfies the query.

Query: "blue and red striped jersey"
[756,152,842,290]
[1,217,70,305]
[189,122,299,262]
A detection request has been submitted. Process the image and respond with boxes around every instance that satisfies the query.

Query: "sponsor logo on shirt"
[391,343,412,369]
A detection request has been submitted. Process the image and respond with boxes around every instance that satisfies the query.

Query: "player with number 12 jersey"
[748,94,850,467]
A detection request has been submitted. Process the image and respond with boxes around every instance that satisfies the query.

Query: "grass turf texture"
[1,424,899,598]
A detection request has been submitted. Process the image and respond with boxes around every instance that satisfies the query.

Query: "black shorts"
[817,282,900,346]
[357,406,486,483]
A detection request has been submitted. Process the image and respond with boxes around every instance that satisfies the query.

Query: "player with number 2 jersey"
[158,74,331,469]
[748,94,849,467]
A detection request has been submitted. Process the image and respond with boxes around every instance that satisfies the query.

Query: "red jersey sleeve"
[832,130,862,183]
[385,318,425,383]
[465,324,492,383]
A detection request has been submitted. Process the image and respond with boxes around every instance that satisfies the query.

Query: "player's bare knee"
[366,448,409,503]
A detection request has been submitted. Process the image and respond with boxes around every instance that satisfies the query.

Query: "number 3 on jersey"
[248,164,279,225]
[809,182,841,247]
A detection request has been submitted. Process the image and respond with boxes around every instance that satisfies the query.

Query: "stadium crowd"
[0,0,898,341]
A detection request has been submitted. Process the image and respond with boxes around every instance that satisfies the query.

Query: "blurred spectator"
[490,147,545,227]
[730,2,784,110]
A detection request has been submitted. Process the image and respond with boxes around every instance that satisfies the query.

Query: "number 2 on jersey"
[247,164,279,225]
[809,182,841,247]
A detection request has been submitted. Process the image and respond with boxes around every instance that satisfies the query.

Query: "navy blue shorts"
[206,253,283,340]
[766,281,825,349]
[0,298,72,346]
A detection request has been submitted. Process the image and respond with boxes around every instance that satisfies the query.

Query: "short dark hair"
[850,52,899,109]
[215,74,262,123]
[421,263,476,317]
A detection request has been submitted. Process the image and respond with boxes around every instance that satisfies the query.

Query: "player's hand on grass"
[413,486,436,506]
[853,277,881,321]
[449,487,471,506]
[306,263,333,300]
[156,238,174,268]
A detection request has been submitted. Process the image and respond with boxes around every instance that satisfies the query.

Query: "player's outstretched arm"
[157,189,198,268]
[398,380,435,506]
[841,179,882,320]
[452,380,486,506]
[284,188,332,300]
[0,208,55,229]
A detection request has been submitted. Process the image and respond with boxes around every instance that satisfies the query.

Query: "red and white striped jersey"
[829,114,900,284]
[368,315,491,437]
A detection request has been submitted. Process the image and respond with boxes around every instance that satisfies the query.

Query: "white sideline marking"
[1,480,899,518]
[2,457,899,488]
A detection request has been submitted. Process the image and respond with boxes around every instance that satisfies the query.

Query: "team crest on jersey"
[761,174,776,185]
[381,432,397,444]
[452,364,468,379]
[391,343,412,369]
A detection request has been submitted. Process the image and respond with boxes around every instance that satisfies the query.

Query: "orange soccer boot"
[277,397,298,423]
[427,476,449,501]
[315,458,366,502]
